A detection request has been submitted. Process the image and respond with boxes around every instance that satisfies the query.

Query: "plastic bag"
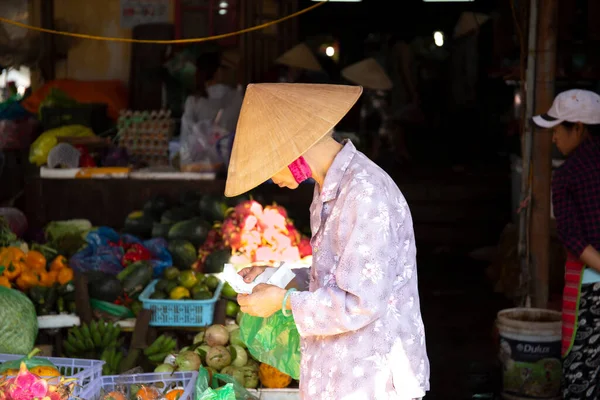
[239,311,301,380]
[180,118,229,172]
[29,124,94,166]
[69,227,173,277]
[195,368,257,400]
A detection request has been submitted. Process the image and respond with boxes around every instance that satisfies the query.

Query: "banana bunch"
[144,334,177,364]
[63,319,122,359]
[101,347,123,375]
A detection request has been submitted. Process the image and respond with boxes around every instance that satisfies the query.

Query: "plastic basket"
[0,353,103,398]
[95,371,198,400]
[139,279,224,327]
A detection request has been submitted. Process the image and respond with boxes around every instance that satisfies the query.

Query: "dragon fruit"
[3,362,49,400]
[197,200,311,267]
[298,237,312,258]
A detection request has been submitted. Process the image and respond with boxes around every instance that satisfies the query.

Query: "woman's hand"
[238,264,268,283]
[237,284,286,317]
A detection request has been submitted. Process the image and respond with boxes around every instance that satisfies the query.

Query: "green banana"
[148,352,169,363]
[163,337,177,352]
[80,323,94,349]
[67,333,86,353]
[102,322,115,347]
[97,319,106,337]
[144,335,166,356]
[71,326,85,344]
[62,340,78,356]
[113,353,123,373]
[91,322,102,348]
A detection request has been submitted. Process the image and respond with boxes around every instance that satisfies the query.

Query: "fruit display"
[196,200,311,271]
[100,384,186,400]
[143,335,178,365]
[0,349,60,378]
[154,323,275,390]
[0,246,76,316]
[147,267,221,301]
[0,362,76,400]
[62,320,122,361]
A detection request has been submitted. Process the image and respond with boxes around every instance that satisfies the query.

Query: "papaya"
[0,348,60,377]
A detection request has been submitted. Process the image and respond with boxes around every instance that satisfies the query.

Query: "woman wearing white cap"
[226,83,430,400]
[532,89,600,399]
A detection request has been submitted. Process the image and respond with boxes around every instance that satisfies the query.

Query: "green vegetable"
[0,217,18,248]
[168,240,198,270]
[44,219,92,257]
[168,217,211,247]
[204,248,232,274]
[121,262,153,298]
[87,271,123,303]
[0,287,38,354]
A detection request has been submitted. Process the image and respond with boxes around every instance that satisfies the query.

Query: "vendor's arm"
[552,173,600,270]
[289,183,409,337]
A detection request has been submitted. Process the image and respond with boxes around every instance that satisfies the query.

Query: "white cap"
[533,89,600,128]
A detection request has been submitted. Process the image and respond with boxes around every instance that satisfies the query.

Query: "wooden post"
[530,0,557,308]
[40,0,55,81]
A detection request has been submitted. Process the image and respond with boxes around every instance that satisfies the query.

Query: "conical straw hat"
[341,58,393,91]
[225,83,362,197]
[454,12,490,38]
[275,43,323,72]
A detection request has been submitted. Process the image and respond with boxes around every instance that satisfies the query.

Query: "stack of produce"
[197,200,312,270]
[153,323,293,390]
[101,384,184,400]
[148,266,221,301]
[0,246,76,315]
[0,361,75,400]
[85,260,154,317]
[62,320,122,368]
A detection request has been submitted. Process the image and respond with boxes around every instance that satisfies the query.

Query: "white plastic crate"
[92,371,198,400]
[0,353,103,398]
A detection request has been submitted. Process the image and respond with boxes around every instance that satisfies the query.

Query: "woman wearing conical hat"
[274,42,325,83]
[229,83,430,400]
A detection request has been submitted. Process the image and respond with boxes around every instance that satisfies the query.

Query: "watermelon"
[204,248,232,273]
[168,240,198,270]
[168,218,211,247]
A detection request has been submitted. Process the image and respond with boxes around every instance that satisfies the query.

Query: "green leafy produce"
[44,219,92,257]
[0,287,38,354]
[0,217,18,248]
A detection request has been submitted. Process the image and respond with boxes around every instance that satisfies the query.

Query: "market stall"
[0,194,310,399]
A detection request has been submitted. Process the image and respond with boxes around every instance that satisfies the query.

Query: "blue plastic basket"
[139,279,224,327]
[87,371,198,400]
[0,353,103,399]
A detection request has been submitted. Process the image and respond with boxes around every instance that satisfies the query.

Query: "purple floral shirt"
[290,141,430,399]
